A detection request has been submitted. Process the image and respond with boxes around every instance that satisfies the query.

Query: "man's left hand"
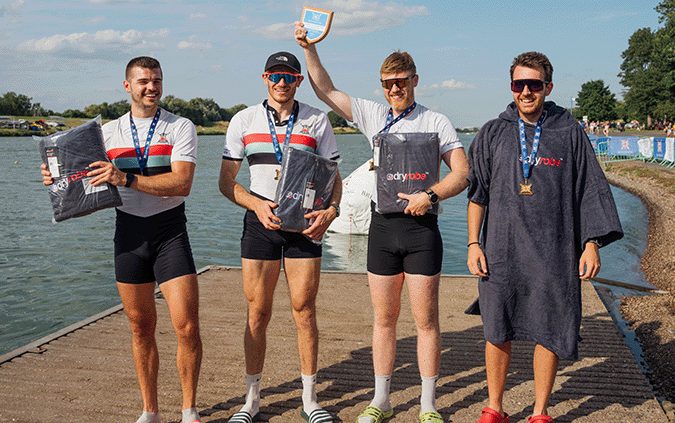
[302,207,338,239]
[87,161,126,187]
[398,192,431,216]
[579,242,601,279]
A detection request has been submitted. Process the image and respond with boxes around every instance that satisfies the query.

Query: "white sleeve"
[315,112,340,160]
[350,97,388,144]
[170,118,198,163]
[223,110,247,160]
[435,113,462,155]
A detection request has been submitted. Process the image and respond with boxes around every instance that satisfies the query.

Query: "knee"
[126,310,156,338]
[248,304,273,330]
[292,302,316,329]
[174,317,200,344]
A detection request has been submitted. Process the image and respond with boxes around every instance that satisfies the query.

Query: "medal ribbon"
[265,101,296,164]
[129,108,161,174]
[518,110,547,180]
[378,102,417,134]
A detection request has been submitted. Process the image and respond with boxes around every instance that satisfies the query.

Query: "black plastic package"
[372,132,440,214]
[273,147,338,233]
[36,116,123,223]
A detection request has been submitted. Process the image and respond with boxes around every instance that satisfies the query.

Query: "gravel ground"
[602,156,675,404]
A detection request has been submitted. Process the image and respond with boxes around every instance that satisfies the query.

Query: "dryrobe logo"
[285,191,323,207]
[386,171,428,182]
[518,156,563,167]
[68,169,90,183]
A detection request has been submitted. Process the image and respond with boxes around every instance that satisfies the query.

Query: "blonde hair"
[380,51,416,76]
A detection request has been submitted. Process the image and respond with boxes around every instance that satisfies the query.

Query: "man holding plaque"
[218,51,341,423]
[465,52,623,423]
[295,25,470,423]
[41,56,202,423]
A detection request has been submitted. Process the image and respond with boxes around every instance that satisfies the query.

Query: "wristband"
[467,241,480,248]
[125,173,136,188]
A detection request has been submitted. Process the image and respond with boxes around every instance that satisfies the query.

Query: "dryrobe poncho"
[273,146,338,232]
[37,117,122,222]
[466,101,623,360]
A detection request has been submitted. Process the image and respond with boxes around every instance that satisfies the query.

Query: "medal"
[518,110,546,195]
[264,100,296,180]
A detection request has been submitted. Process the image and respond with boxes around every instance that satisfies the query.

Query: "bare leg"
[117,281,161,414]
[485,341,511,418]
[532,344,559,416]
[367,272,405,376]
[160,274,202,411]
[405,272,441,378]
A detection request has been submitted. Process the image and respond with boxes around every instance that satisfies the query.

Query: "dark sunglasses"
[510,79,548,93]
[264,72,300,84]
[380,75,415,90]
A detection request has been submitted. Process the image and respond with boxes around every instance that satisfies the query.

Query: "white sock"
[241,372,261,416]
[301,373,320,413]
[420,375,439,414]
[358,374,391,423]
[136,411,160,423]
[182,407,200,423]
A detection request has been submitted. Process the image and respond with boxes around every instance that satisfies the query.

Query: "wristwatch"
[125,173,136,188]
[329,203,340,217]
[425,188,439,205]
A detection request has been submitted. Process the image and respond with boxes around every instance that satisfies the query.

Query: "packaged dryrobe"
[372,132,440,214]
[273,147,338,233]
[37,116,123,223]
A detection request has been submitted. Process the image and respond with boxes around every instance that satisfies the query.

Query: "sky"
[0,0,664,128]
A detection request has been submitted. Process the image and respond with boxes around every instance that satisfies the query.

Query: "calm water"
[0,133,649,356]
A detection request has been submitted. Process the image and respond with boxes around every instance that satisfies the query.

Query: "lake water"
[0,133,649,356]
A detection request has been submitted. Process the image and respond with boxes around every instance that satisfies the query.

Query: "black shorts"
[241,209,322,260]
[367,207,443,276]
[114,203,196,285]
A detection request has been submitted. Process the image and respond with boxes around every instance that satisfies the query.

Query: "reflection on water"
[0,133,650,356]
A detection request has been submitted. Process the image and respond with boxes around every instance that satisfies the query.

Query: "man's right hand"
[253,198,282,230]
[467,244,488,277]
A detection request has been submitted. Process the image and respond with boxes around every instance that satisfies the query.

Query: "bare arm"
[218,158,281,230]
[302,170,343,239]
[87,160,195,197]
[294,22,353,122]
[467,200,487,277]
[579,242,601,279]
[398,147,471,216]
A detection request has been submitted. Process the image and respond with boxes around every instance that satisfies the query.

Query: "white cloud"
[1,0,24,18]
[255,0,428,40]
[431,79,475,90]
[17,29,160,53]
[255,22,293,40]
[177,35,212,50]
[81,15,105,25]
[190,13,206,19]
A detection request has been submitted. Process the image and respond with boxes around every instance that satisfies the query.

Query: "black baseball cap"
[264,51,301,74]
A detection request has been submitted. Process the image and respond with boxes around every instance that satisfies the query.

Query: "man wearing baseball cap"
[219,51,341,423]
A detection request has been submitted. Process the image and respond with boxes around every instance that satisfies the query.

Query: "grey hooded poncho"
[466,101,623,360]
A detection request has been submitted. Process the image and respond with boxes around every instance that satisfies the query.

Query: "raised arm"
[294,22,353,122]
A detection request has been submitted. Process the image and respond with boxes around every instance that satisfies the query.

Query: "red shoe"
[527,415,554,423]
[475,407,509,423]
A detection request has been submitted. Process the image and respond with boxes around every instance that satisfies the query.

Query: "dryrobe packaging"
[273,147,338,233]
[373,132,440,214]
[37,116,123,223]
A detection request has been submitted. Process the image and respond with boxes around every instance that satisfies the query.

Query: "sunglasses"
[510,79,548,93]
[264,72,300,84]
[380,75,415,90]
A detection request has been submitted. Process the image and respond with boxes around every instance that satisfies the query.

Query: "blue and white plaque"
[301,6,334,44]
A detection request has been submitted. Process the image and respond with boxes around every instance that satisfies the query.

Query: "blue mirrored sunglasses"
[265,72,300,84]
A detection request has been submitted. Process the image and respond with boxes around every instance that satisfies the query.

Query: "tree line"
[0,91,353,129]
[575,0,675,127]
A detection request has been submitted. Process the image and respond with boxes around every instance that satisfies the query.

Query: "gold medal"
[274,169,280,180]
[519,178,533,195]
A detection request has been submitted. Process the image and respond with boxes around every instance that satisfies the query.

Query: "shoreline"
[601,151,675,405]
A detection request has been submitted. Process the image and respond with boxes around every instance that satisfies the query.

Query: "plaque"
[301,6,334,44]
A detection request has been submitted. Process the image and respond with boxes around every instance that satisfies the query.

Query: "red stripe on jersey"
[242,133,317,150]
[107,144,173,160]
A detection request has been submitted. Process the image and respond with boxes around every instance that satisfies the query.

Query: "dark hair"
[380,50,416,76]
[125,56,162,80]
[510,51,553,82]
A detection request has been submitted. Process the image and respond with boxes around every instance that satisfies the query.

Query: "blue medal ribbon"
[264,101,296,165]
[129,108,161,174]
[518,110,547,182]
[378,102,417,134]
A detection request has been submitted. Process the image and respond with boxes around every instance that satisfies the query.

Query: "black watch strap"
[125,173,136,188]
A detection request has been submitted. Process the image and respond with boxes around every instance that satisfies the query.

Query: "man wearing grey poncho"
[466,52,623,423]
